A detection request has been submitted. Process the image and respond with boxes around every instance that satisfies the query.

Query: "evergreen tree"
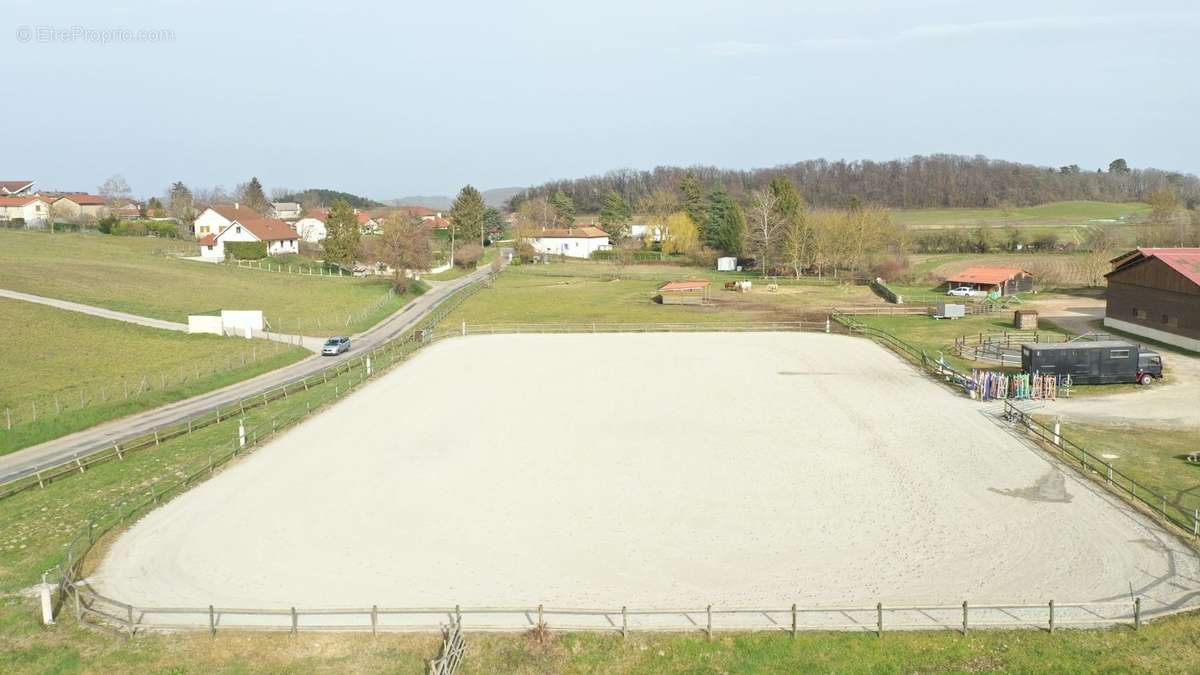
[239,176,270,214]
[483,207,504,242]
[448,185,487,254]
[551,190,576,227]
[678,172,707,232]
[323,198,361,267]
[599,190,632,238]
[705,187,745,255]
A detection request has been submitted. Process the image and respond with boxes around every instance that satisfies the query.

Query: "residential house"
[0,180,35,196]
[1104,248,1200,351]
[0,195,52,226]
[198,216,300,260]
[527,225,611,258]
[193,203,262,238]
[115,203,142,220]
[271,202,302,220]
[293,207,328,242]
[358,210,382,235]
[51,194,110,221]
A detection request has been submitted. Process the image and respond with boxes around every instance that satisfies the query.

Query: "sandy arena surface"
[92,333,1200,624]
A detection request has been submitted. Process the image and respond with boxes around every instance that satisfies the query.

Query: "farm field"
[91,333,1198,625]
[437,261,879,328]
[0,298,308,454]
[896,200,1148,246]
[893,252,1110,296]
[0,231,413,333]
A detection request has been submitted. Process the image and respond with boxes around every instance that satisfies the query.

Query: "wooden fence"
[1004,400,1200,538]
[68,585,1149,636]
[430,622,466,674]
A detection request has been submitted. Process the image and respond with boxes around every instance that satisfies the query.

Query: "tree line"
[509,155,1200,213]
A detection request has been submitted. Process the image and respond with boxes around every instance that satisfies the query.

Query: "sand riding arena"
[86,332,1200,633]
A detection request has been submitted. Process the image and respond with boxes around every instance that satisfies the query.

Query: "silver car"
[321,336,351,356]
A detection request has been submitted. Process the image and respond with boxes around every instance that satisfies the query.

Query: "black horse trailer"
[1021,341,1163,385]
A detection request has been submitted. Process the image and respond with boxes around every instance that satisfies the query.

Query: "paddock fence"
[430,621,466,675]
[66,585,1154,637]
[231,258,352,277]
[1003,400,1200,539]
[954,330,1073,366]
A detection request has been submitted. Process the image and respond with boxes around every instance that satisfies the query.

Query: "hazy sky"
[5,1,1198,199]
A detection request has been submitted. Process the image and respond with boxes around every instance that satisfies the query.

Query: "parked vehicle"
[1021,341,1163,385]
[321,336,351,356]
[947,286,977,297]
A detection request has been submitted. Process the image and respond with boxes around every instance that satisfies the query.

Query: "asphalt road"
[0,267,491,486]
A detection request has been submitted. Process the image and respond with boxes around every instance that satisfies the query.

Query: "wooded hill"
[509,155,1200,213]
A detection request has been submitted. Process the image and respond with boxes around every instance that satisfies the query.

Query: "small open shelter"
[658,279,711,305]
[946,267,1034,296]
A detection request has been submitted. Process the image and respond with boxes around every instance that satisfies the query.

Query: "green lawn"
[437,261,880,328]
[897,201,1149,248]
[0,299,309,454]
[0,231,411,333]
[1046,421,1200,515]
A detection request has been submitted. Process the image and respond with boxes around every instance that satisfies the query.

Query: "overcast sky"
[4,0,1198,199]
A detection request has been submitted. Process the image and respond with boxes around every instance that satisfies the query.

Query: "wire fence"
[1,340,295,431]
[261,286,400,337]
[231,258,352,277]
[1003,401,1200,538]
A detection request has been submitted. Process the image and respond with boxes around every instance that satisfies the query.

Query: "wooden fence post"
[706,604,713,640]
[127,604,134,636]
[1134,597,1141,630]
[291,606,298,635]
[209,605,215,637]
[1048,600,1054,633]
[961,601,968,635]
[371,605,378,636]
[876,603,883,637]
[791,603,797,638]
[621,606,628,638]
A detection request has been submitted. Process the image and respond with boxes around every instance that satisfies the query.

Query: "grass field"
[896,200,1149,247]
[1049,421,1200,515]
[0,344,1198,672]
[0,231,412,333]
[0,299,308,454]
[437,261,880,328]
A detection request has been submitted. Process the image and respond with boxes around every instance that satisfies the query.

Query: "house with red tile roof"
[0,180,35,196]
[0,195,52,227]
[527,225,611,258]
[944,267,1034,296]
[195,203,299,260]
[50,193,111,221]
[1105,248,1200,351]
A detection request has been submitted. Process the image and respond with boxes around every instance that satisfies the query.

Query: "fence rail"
[68,584,1149,636]
[1004,400,1200,537]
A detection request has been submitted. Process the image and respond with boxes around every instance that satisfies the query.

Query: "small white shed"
[716,256,737,272]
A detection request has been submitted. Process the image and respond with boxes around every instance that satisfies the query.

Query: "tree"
[323,198,361,267]
[747,189,778,276]
[166,181,195,232]
[637,189,678,246]
[516,197,552,231]
[599,190,632,239]
[1109,158,1131,174]
[771,178,810,278]
[236,176,270,214]
[379,213,432,291]
[704,187,745,255]
[550,190,576,227]
[146,196,164,216]
[98,174,131,206]
[1148,186,1182,224]
[662,212,698,254]
[678,172,707,232]
[448,185,487,259]
[483,208,504,242]
[1082,224,1122,286]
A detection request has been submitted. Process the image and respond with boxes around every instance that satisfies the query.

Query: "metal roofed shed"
[658,279,711,305]
[933,303,965,320]
[945,267,1034,296]
[1021,340,1163,385]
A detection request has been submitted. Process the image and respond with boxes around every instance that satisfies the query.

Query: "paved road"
[0,268,491,485]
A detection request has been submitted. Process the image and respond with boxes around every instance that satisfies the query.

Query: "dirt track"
[91,333,1200,625]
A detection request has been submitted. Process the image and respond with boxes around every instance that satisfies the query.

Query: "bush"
[514,240,537,263]
[225,241,268,260]
[96,215,118,234]
[110,220,147,237]
[454,243,483,269]
[871,256,910,282]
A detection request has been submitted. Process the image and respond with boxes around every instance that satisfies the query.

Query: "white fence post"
[238,419,246,449]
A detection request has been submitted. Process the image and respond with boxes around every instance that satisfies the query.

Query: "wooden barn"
[945,267,1035,296]
[1104,248,1200,351]
[658,279,711,305]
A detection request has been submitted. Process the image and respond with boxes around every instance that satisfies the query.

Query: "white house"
[271,202,302,220]
[293,207,328,242]
[629,223,663,242]
[0,195,51,226]
[193,203,262,238]
[0,180,35,196]
[198,216,300,259]
[528,226,611,258]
